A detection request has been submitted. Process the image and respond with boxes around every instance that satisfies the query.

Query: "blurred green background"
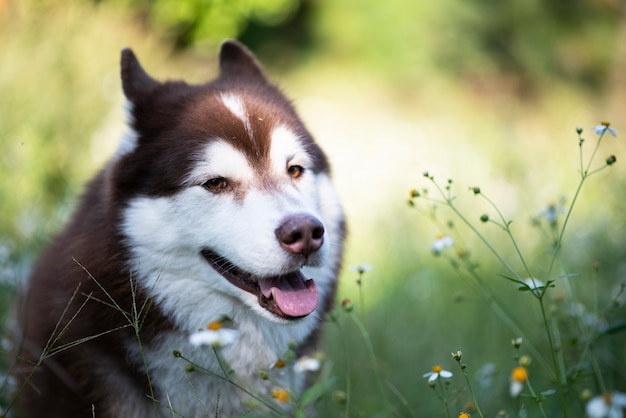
[1,0,626,416]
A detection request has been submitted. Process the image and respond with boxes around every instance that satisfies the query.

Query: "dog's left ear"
[121,48,159,103]
[219,40,268,84]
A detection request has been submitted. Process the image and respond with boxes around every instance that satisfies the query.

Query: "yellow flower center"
[274,359,286,368]
[458,413,471,418]
[432,365,443,373]
[207,321,222,331]
[601,121,611,127]
[435,233,445,239]
[511,366,528,383]
[603,392,612,405]
[271,388,289,403]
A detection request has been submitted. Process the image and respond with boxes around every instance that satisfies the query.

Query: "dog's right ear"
[121,48,159,103]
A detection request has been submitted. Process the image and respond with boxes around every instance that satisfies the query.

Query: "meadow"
[1,1,625,417]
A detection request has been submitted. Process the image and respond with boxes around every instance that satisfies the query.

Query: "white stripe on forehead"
[220,93,254,141]
[270,124,312,171]
[184,139,254,186]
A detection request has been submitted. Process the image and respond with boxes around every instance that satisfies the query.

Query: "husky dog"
[16,40,345,417]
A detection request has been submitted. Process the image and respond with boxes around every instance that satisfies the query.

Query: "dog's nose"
[275,214,325,257]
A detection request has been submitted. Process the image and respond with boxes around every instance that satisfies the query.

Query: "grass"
[2,1,626,417]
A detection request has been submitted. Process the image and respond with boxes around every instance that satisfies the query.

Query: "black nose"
[275,214,325,257]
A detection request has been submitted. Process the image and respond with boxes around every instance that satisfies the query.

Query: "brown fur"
[14,41,344,417]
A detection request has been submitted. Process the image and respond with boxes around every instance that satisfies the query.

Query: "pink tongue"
[259,271,319,317]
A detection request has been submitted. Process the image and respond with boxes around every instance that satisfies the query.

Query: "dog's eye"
[203,177,228,192]
[287,165,304,179]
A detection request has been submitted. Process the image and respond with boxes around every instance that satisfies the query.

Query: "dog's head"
[112,41,344,327]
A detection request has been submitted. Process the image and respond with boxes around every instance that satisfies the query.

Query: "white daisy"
[189,321,239,348]
[432,234,454,254]
[594,122,617,137]
[524,277,545,297]
[509,366,528,397]
[586,391,626,418]
[293,356,321,373]
[423,365,453,383]
[585,392,626,418]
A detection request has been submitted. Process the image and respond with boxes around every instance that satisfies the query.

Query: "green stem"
[177,353,284,415]
[437,377,451,418]
[349,312,388,408]
[334,319,352,418]
[538,299,568,417]
[479,193,534,279]
[524,377,548,418]
[459,366,484,418]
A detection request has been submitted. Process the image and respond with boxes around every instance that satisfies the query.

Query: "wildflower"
[524,278,545,296]
[511,337,523,348]
[452,350,463,361]
[272,359,286,369]
[476,362,496,390]
[349,263,373,274]
[586,391,626,418]
[432,234,454,254]
[189,322,239,348]
[423,365,453,383]
[509,366,528,397]
[293,356,321,373]
[271,387,290,403]
[538,202,564,225]
[594,122,617,137]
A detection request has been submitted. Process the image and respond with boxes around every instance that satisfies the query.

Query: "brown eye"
[203,177,228,192]
[287,165,304,179]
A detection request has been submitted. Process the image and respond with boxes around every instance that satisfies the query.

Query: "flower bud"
[341,298,354,312]
[512,337,522,348]
[480,214,489,223]
[606,155,617,166]
[333,390,347,405]
[580,388,593,402]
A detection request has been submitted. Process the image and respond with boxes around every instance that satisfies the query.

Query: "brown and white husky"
[15,40,345,417]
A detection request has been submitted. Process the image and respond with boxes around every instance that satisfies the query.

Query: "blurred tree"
[435,0,624,93]
[104,0,311,51]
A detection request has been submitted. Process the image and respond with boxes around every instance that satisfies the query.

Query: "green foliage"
[315,0,623,92]
[114,0,302,48]
[2,0,626,417]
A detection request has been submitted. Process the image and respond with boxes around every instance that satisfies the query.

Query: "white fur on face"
[121,122,340,321]
[220,93,254,141]
[120,116,344,416]
[269,124,314,174]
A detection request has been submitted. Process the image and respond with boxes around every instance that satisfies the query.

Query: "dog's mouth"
[201,250,318,320]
